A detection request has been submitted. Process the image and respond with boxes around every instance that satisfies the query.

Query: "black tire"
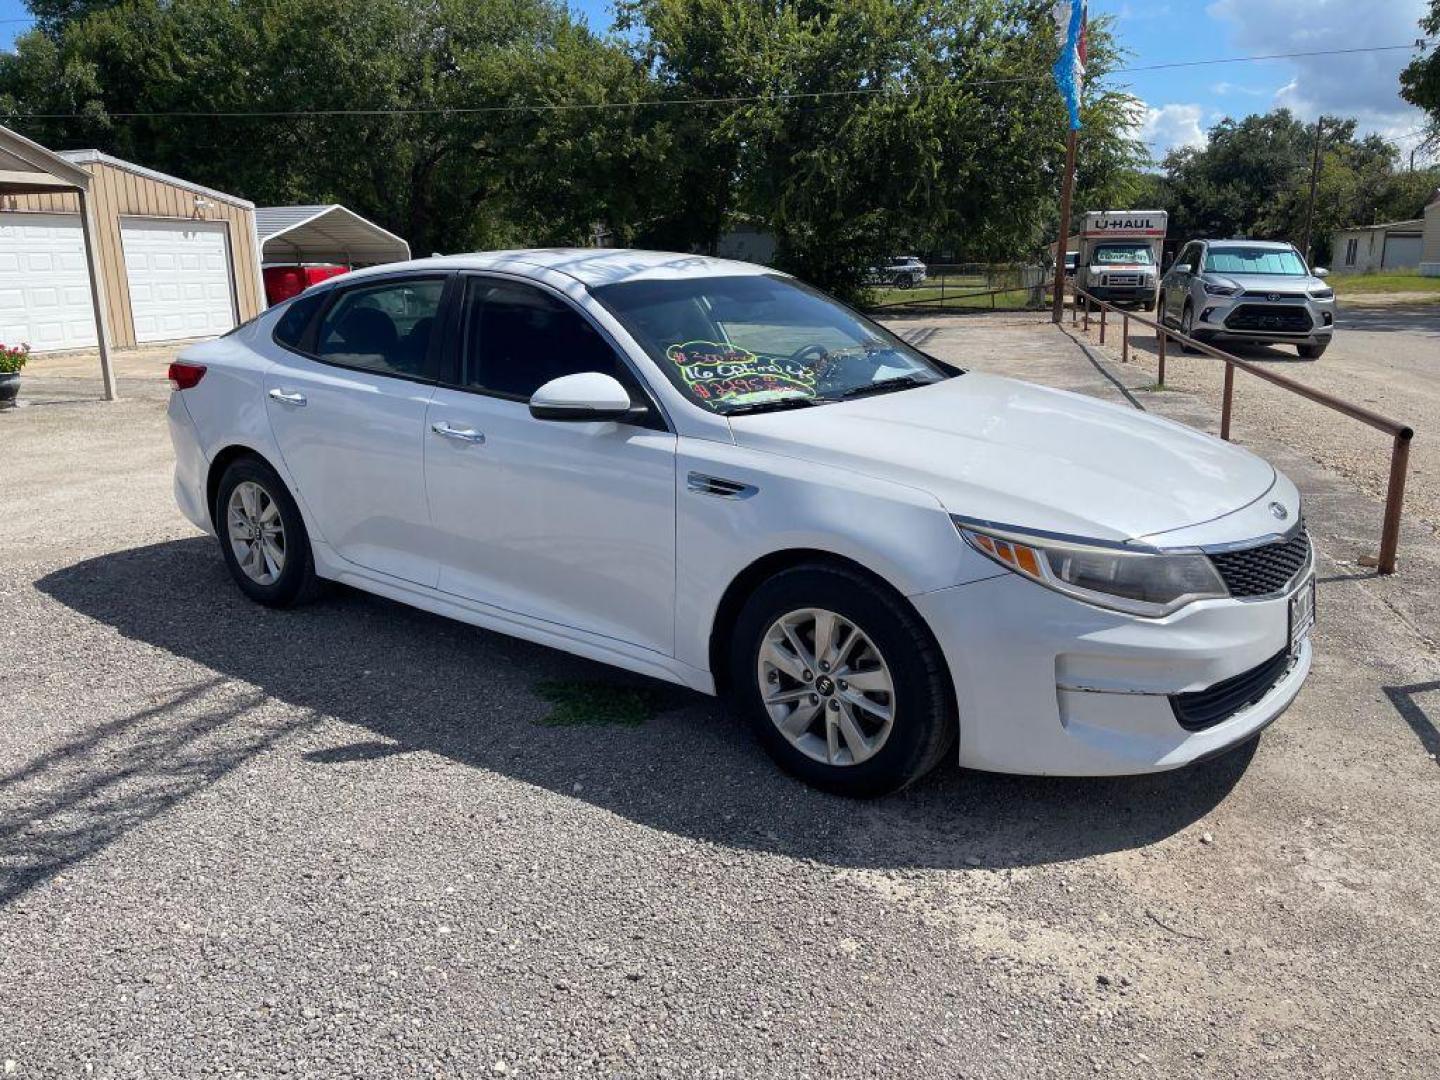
[214,455,323,608]
[727,563,956,797]
[1180,302,1201,353]
[1297,342,1327,360]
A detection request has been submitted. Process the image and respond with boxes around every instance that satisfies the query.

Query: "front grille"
[1224,304,1312,333]
[1207,526,1311,598]
[1171,649,1292,732]
[1103,273,1140,286]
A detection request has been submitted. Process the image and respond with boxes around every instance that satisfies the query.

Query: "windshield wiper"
[838,375,935,400]
[723,395,823,416]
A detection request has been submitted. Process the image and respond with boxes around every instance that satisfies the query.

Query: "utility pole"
[1301,115,1325,264]
[1051,127,1077,324]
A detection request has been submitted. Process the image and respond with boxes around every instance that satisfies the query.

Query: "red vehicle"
[262,264,349,306]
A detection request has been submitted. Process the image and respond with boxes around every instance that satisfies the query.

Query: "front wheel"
[728,564,955,797]
[1297,341,1328,360]
[1180,303,1201,353]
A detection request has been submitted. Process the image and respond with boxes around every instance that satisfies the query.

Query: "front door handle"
[431,421,485,445]
[267,388,307,407]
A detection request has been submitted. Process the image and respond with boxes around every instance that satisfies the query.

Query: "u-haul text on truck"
[1077,210,1167,310]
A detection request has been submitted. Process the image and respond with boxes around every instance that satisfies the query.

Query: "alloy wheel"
[226,480,286,586]
[757,607,896,767]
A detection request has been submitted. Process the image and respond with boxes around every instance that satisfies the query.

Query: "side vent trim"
[687,472,758,500]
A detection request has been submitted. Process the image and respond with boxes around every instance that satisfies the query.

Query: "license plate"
[1289,575,1316,656]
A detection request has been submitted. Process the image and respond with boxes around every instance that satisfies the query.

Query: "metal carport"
[0,124,117,399]
[254,205,411,269]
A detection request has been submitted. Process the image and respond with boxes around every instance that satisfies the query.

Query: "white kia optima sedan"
[166,249,1315,796]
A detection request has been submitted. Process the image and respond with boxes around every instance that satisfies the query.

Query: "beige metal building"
[1,126,263,367]
[1422,191,1440,277]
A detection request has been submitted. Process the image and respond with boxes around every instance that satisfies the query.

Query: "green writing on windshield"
[665,340,817,409]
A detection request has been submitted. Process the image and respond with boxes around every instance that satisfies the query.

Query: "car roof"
[337,248,778,288]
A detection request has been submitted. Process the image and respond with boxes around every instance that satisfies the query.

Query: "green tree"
[1147,110,1437,265]
[621,0,1146,295]
[1401,1,1440,136]
[1,0,657,257]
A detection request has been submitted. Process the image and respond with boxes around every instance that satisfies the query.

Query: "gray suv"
[1159,239,1335,359]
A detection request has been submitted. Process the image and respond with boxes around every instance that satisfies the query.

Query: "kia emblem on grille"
[1269,502,1289,520]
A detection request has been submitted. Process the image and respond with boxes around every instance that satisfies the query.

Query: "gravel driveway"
[2,336,1438,1077]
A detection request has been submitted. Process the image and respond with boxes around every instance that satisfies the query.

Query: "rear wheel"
[1297,341,1327,360]
[728,564,955,797]
[215,456,322,608]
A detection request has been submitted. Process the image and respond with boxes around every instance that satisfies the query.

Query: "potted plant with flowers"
[0,341,30,406]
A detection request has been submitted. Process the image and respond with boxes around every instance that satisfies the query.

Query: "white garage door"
[0,212,98,352]
[121,218,236,343]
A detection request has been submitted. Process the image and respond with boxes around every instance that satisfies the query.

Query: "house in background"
[1334,188,1440,277]
[1331,218,1424,273]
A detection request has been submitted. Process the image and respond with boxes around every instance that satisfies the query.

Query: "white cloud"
[1210,81,1270,98]
[1139,103,1209,157]
[1205,0,1430,151]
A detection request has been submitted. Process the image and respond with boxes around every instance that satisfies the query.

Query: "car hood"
[727,373,1277,542]
[1204,272,1323,295]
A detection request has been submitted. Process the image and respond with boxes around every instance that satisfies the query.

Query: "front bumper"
[1194,294,1335,344]
[911,571,1312,776]
[1089,285,1155,303]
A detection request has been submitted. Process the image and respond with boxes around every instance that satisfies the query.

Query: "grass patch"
[1328,272,1440,296]
[533,679,656,728]
[871,286,1042,309]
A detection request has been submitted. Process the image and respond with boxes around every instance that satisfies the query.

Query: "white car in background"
[865,256,928,288]
[167,249,1315,796]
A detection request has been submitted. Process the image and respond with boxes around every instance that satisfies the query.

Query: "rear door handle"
[267,388,307,407]
[431,421,485,445]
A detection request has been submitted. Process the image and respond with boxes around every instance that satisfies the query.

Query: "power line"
[4,39,1435,120]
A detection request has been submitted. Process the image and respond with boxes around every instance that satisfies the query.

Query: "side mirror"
[529,372,642,423]
[1313,267,1329,278]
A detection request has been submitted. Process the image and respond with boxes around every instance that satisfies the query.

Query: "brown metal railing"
[1069,286,1415,575]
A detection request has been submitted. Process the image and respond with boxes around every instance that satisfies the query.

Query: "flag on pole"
[1052,1,1087,131]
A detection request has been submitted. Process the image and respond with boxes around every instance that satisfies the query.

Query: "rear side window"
[461,279,627,399]
[272,292,325,349]
[313,278,446,380]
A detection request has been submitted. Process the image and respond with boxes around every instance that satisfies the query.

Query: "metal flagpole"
[1052,129,1077,323]
[1050,1,1087,323]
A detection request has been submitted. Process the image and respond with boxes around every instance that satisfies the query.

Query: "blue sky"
[2,0,1432,163]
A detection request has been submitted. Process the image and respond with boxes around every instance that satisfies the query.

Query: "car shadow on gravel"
[30,539,1254,882]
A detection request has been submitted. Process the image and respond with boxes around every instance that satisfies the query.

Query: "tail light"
[167,361,207,390]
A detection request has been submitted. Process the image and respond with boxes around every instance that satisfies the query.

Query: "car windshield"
[591,274,952,414]
[1204,247,1308,275]
[1092,244,1153,265]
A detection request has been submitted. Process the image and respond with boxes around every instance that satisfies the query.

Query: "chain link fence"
[867,263,1050,311]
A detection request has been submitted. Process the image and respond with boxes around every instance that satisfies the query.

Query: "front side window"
[593,274,951,414]
[1204,247,1308,276]
[314,278,445,378]
[1092,244,1153,265]
[460,279,628,399]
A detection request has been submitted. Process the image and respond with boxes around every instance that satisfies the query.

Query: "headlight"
[1309,287,1334,300]
[954,520,1229,617]
[1203,281,1239,296]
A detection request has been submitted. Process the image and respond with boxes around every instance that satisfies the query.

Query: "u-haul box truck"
[1077,210,1167,310]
